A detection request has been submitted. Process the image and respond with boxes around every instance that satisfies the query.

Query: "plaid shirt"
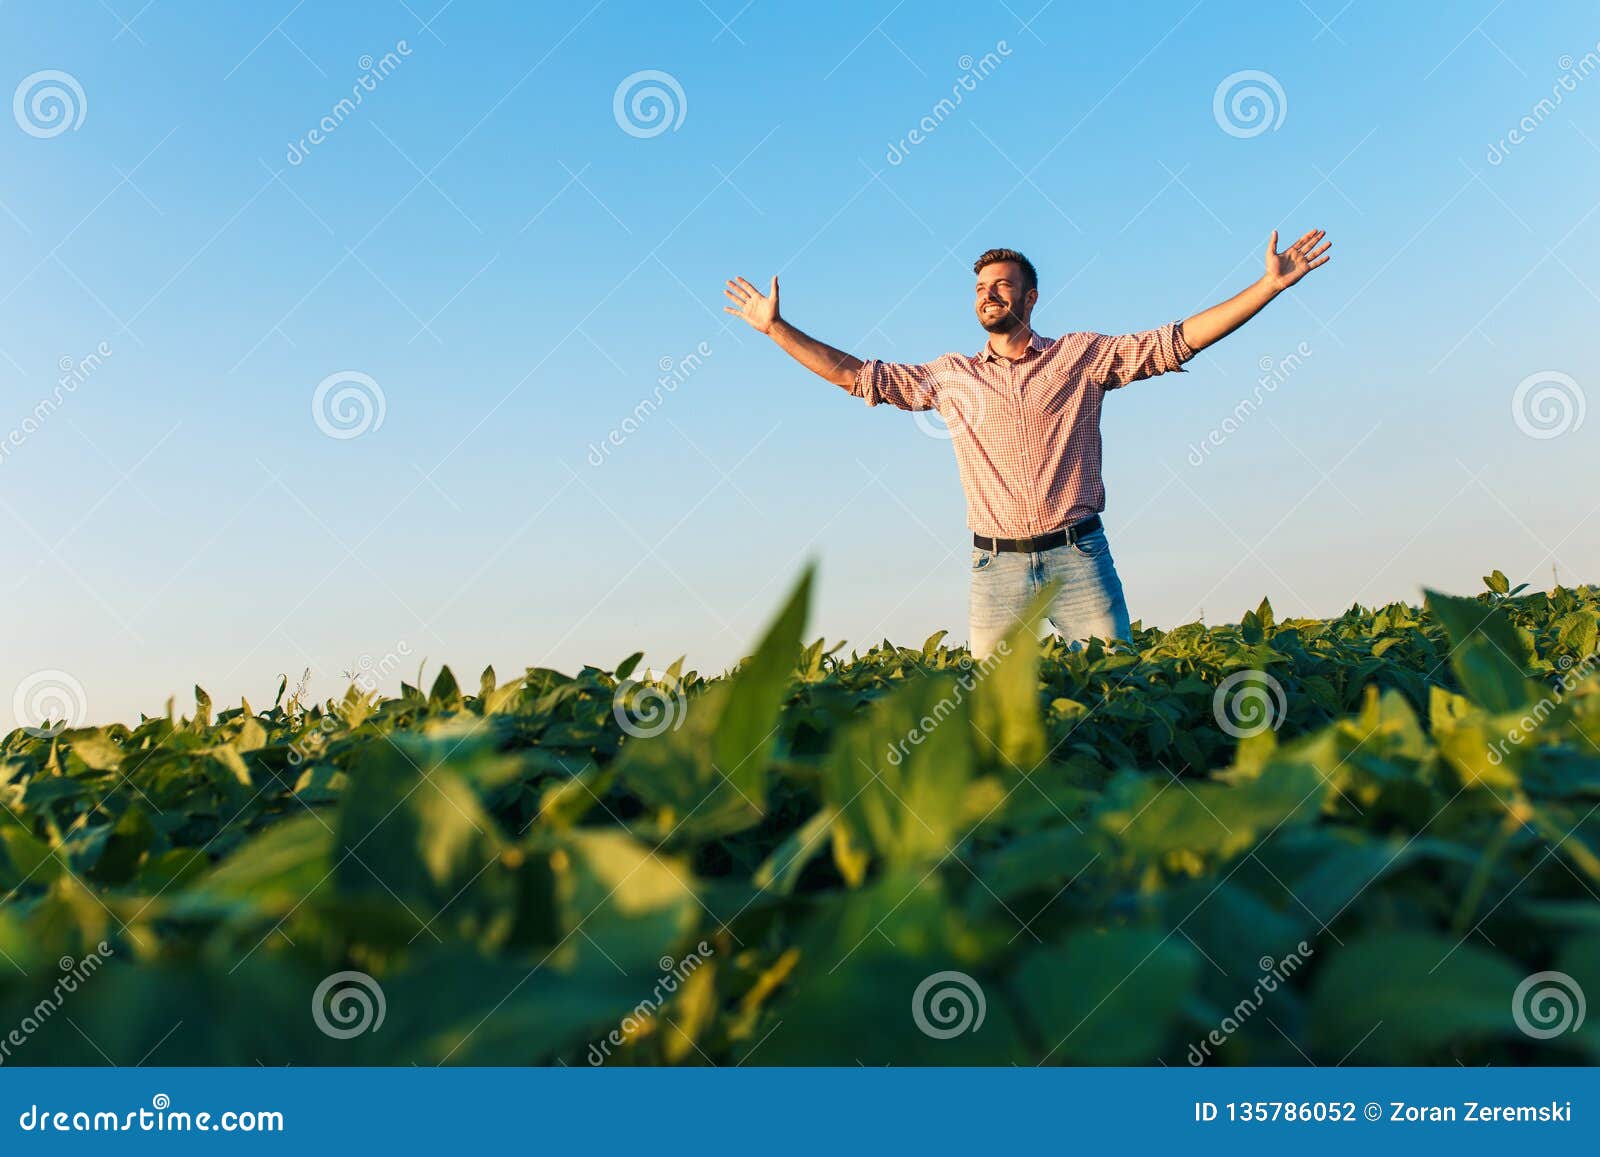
[847,323,1194,538]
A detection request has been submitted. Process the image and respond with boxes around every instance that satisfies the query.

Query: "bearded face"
[974,261,1034,334]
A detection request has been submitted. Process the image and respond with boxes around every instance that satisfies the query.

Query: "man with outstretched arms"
[723,229,1331,657]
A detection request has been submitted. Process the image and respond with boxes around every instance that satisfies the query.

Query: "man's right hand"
[723,275,779,334]
[724,274,863,386]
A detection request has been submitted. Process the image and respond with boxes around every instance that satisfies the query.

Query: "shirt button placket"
[1013,360,1035,536]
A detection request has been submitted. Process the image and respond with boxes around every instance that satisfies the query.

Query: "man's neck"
[986,324,1034,361]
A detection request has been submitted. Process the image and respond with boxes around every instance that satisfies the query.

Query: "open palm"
[723,275,779,333]
[1265,229,1331,291]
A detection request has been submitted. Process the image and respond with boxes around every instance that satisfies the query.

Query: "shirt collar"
[976,329,1049,362]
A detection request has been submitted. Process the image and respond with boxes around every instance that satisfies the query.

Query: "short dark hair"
[973,248,1037,294]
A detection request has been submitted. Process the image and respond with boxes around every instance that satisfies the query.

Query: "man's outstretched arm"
[724,275,861,387]
[1180,228,1331,351]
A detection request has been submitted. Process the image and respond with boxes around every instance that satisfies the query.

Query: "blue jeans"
[968,524,1132,659]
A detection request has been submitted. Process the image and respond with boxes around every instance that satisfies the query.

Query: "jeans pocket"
[971,548,996,571]
[1071,530,1109,558]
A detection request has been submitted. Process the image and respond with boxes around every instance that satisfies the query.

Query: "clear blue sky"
[4,0,1598,727]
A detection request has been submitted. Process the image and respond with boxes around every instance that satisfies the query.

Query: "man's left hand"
[1264,228,1332,292]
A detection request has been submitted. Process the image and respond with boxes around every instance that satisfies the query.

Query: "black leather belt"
[973,514,1102,554]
